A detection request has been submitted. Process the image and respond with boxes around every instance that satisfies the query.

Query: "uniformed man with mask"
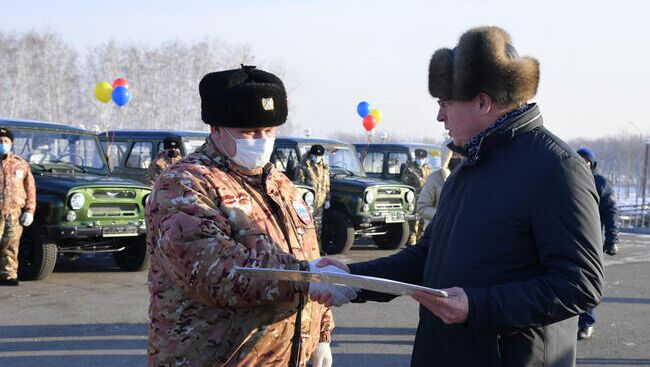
[0,127,36,286]
[296,144,330,244]
[145,66,345,367]
[401,148,432,244]
[144,136,183,186]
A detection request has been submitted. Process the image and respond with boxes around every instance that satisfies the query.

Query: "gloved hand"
[324,201,330,210]
[310,342,332,367]
[308,258,357,306]
[20,212,33,227]
[604,244,618,256]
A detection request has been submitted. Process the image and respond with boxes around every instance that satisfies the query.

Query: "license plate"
[102,225,139,237]
[385,213,405,223]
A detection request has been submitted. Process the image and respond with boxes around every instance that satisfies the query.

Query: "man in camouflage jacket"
[295,144,330,243]
[144,136,184,186]
[0,127,36,286]
[146,66,334,367]
[401,148,432,245]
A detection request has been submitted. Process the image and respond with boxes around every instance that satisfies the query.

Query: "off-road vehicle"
[273,137,417,254]
[1,118,151,280]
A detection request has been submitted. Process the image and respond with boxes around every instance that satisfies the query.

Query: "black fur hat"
[199,65,288,127]
[428,26,540,106]
[163,136,182,150]
[0,127,13,141]
[308,144,325,156]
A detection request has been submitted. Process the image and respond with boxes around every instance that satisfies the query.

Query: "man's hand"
[308,258,356,307]
[411,287,469,324]
[310,342,332,367]
[20,212,33,227]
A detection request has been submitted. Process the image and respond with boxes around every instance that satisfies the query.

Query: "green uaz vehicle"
[272,137,418,254]
[1,119,151,280]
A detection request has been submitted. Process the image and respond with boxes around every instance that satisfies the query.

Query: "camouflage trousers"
[408,217,424,246]
[313,205,323,249]
[0,214,24,280]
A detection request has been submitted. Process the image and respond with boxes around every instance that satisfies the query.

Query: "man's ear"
[477,93,493,115]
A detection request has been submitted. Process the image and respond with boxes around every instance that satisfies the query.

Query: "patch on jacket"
[293,200,312,225]
[16,169,24,179]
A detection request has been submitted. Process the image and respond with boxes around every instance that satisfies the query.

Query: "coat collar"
[449,103,543,165]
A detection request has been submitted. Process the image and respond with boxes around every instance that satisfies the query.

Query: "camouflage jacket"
[295,157,330,208]
[145,151,183,186]
[1,153,36,216]
[401,161,432,193]
[146,139,333,367]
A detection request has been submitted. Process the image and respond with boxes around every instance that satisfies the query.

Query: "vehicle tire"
[113,235,149,271]
[373,222,409,250]
[321,210,355,255]
[18,233,58,281]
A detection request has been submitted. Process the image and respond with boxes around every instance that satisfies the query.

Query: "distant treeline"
[0,30,295,134]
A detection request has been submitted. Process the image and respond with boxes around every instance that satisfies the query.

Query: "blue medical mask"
[0,143,11,155]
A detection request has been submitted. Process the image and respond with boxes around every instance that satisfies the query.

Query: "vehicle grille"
[374,198,403,210]
[377,188,401,195]
[92,190,137,199]
[88,204,139,217]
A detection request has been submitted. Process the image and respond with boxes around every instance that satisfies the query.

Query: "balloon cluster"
[356,101,382,132]
[94,78,132,107]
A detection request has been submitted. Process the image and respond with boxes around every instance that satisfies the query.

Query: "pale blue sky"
[2,0,649,141]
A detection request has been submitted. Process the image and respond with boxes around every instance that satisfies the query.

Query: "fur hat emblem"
[428,26,539,106]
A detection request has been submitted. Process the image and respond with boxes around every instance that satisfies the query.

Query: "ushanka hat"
[308,144,325,156]
[0,127,13,141]
[163,136,182,149]
[428,26,540,106]
[199,65,288,127]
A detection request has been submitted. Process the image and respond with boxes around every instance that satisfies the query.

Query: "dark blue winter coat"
[349,104,604,367]
[594,173,619,249]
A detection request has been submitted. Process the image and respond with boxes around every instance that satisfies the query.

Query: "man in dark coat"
[310,26,604,367]
[576,147,619,340]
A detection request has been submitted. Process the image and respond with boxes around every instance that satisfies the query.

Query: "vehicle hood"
[33,173,150,195]
[331,175,411,190]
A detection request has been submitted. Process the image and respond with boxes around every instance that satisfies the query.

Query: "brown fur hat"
[428,26,539,106]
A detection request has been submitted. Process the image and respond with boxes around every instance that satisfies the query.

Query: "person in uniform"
[0,127,36,286]
[576,147,619,340]
[295,144,330,244]
[401,148,432,244]
[145,66,340,367]
[144,136,183,186]
[416,142,462,228]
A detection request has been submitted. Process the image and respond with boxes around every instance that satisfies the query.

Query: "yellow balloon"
[370,108,382,123]
[94,81,113,103]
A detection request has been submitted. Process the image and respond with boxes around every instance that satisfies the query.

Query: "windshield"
[299,144,365,176]
[183,138,206,155]
[11,128,109,173]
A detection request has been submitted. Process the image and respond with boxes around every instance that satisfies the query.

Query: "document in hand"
[234,267,448,297]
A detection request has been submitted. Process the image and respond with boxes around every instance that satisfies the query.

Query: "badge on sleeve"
[16,170,24,179]
[293,200,312,225]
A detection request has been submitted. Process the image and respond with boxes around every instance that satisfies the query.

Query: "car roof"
[0,117,93,135]
[275,136,351,146]
[98,129,208,139]
[353,142,440,149]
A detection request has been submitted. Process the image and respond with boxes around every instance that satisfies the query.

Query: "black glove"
[604,243,618,256]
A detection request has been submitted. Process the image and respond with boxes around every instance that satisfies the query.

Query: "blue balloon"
[112,86,132,107]
[357,101,371,118]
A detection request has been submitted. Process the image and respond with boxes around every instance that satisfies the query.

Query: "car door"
[121,140,155,183]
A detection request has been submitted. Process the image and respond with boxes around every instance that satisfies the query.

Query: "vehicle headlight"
[405,191,415,203]
[364,191,374,204]
[303,191,314,207]
[70,193,85,210]
[143,194,150,207]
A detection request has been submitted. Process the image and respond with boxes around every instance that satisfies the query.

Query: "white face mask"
[310,155,322,164]
[221,128,275,170]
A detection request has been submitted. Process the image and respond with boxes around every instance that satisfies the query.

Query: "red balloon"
[362,115,377,131]
[112,78,129,89]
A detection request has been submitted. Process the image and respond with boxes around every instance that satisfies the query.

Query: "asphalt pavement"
[1,232,649,367]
